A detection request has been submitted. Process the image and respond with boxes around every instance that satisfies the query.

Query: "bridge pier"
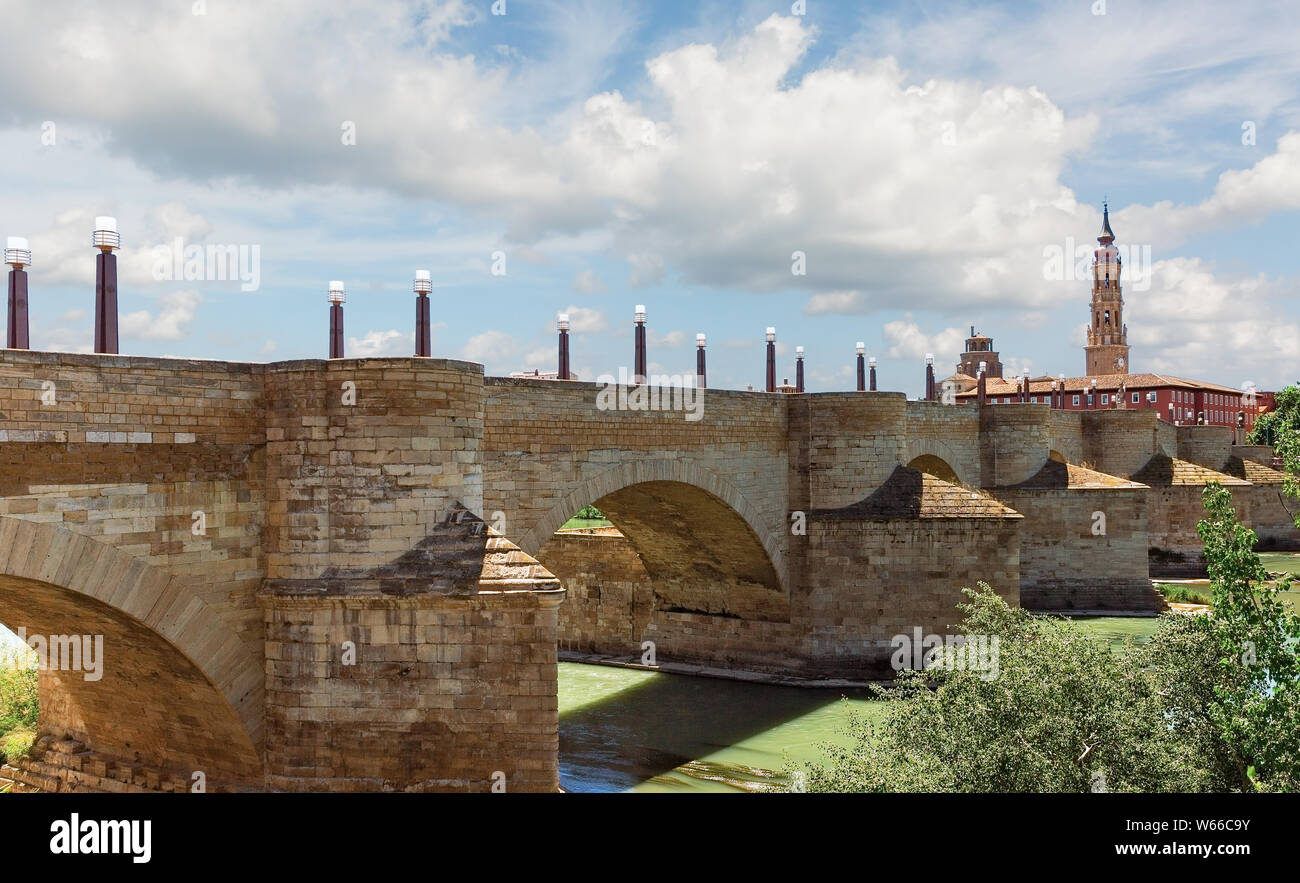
[260,584,563,792]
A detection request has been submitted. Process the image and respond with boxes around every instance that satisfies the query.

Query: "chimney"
[557,312,571,380]
[696,333,707,389]
[6,237,31,350]
[634,304,647,384]
[795,345,805,393]
[925,353,935,401]
[328,281,345,359]
[413,270,431,357]
[92,216,120,354]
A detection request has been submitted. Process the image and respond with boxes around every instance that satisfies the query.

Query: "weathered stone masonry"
[0,350,1294,791]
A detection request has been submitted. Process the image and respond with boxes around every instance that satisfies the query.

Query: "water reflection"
[558,662,876,793]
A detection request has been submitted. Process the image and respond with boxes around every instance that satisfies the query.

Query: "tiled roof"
[956,372,1251,397]
[1001,459,1146,490]
[814,465,1022,520]
[1222,456,1289,484]
[1130,455,1250,487]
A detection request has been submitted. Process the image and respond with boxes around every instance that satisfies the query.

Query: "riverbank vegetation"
[1157,583,1212,605]
[800,483,1300,793]
[0,645,37,766]
[561,505,613,530]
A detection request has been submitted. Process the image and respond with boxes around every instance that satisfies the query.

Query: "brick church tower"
[958,327,1003,378]
[1084,203,1130,375]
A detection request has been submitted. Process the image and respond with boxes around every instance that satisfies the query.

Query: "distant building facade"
[949,206,1275,434]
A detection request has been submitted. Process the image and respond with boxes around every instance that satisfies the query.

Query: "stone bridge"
[0,351,1295,793]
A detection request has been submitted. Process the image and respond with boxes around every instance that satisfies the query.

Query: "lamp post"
[413,270,431,357]
[925,353,935,401]
[795,345,805,393]
[634,305,647,384]
[765,327,776,393]
[977,361,987,407]
[1021,369,1030,403]
[328,281,345,359]
[869,355,877,392]
[5,237,31,349]
[696,333,707,389]
[856,343,866,391]
[557,313,571,380]
[93,216,120,354]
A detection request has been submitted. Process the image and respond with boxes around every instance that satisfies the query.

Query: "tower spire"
[1098,201,1115,244]
[1084,203,1128,375]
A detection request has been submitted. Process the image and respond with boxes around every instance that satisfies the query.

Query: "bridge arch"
[900,438,973,487]
[516,458,787,598]
[0,517,263,788]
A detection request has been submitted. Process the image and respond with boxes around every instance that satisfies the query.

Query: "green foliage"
[574,505,605,521]
[1158,584,1212,605]
[0,650,38,739]
[0,727,35,764]
[1195,483,1300,791]
[798,586,1229,792]
[799,486,1300,792]
[1276,425,1300,529]
[1247,384,1299,445]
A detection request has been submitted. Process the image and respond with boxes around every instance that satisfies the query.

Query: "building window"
[1101,394,1109,404]
[1072,395,1080,406]
[1131,392,1140,403]
[1087,394,1095,406]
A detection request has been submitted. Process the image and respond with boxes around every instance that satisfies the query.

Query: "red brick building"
[958,372,1274,433]
[947,205,1276,437]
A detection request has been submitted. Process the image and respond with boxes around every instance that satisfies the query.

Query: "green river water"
[559,552,1300,793]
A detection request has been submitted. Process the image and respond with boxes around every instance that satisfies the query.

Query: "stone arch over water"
[517,459,787,616]
[0,517,264,789]
[900,438,972,487]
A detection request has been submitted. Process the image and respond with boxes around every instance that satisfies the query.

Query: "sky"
[1,0,1298,397]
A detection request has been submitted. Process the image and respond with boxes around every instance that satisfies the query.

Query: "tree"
[1194,483,1300,790]
[797,485,1300,792]
[1247,384,1299,446]
[1277,421,1300,528]
[797,586,1229,792]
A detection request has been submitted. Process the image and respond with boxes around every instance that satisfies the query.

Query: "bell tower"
[1084,203,1130,375]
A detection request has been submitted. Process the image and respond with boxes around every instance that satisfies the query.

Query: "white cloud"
[571,269,608,294]
[1127,257,1300,383]
[558,305,606,333]
[883,318,967,362]
[650,329,689,348]
[460,330,517,365]
[120,290,201,341]
[627,252,665,287]
[1118,132,1300,247]
[349,329,413,357]
[805,291,869,315]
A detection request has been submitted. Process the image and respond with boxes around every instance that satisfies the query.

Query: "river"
[559,551,1300,793]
